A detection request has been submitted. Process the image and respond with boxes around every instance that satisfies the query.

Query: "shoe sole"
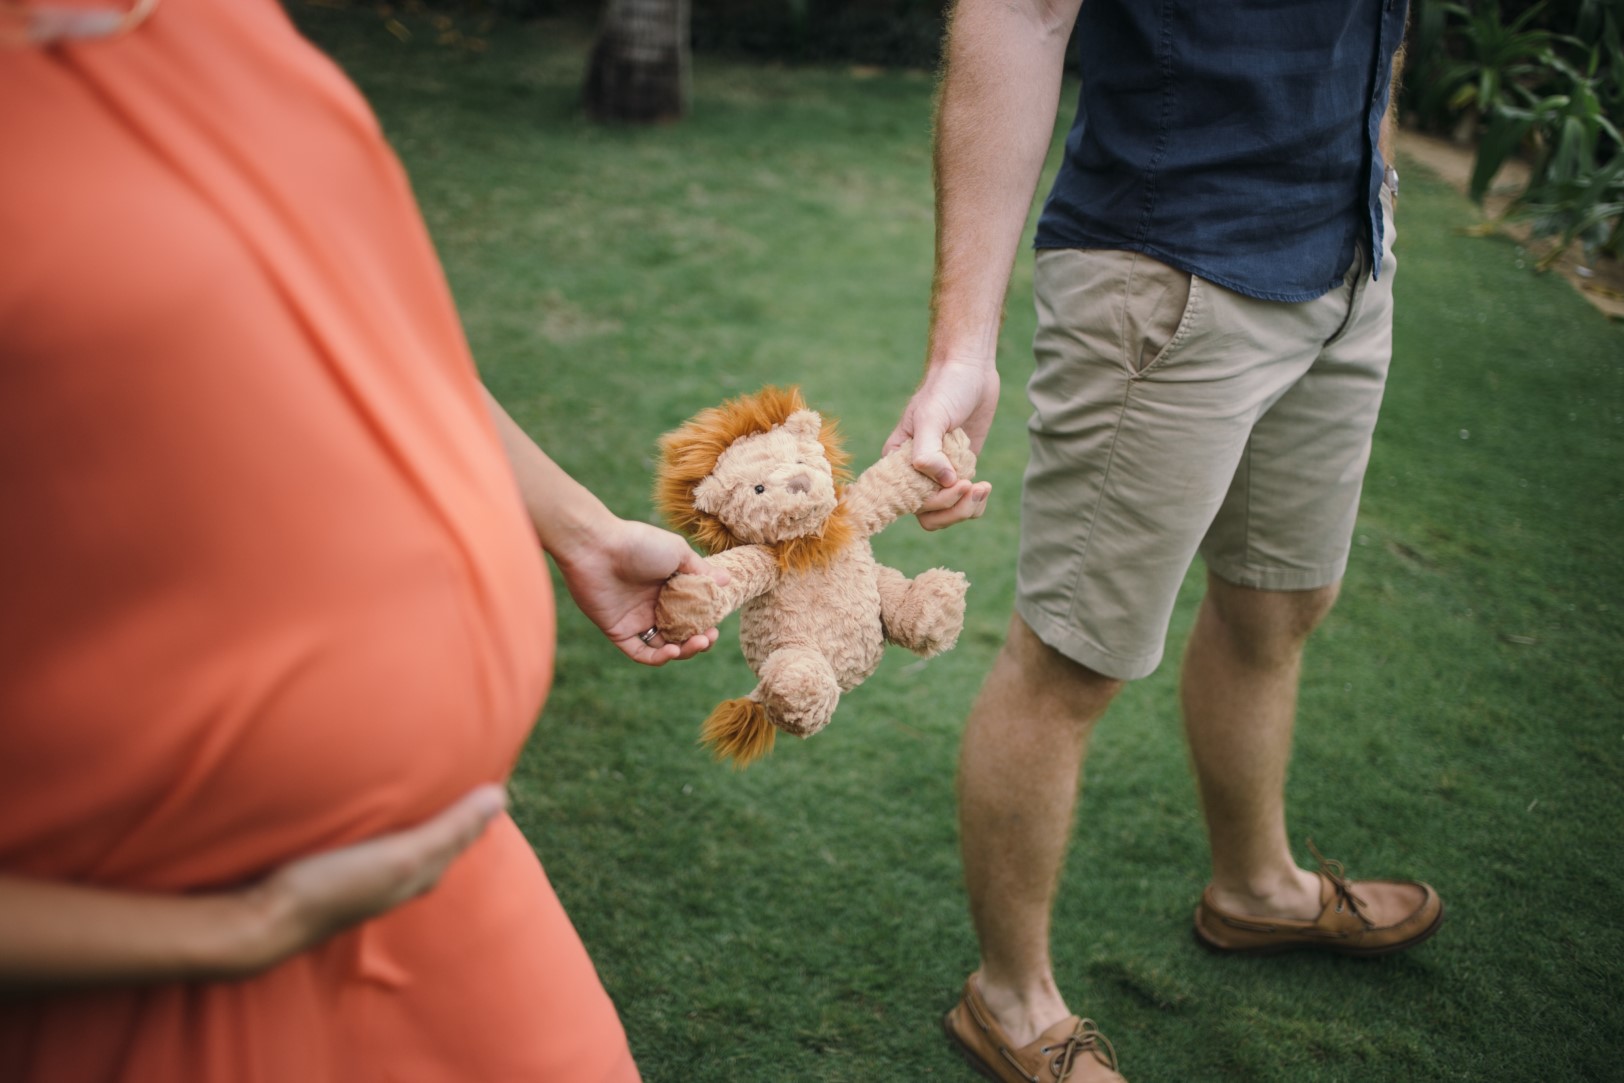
[1193,898,1446,957]
[941,1009,1016,1083]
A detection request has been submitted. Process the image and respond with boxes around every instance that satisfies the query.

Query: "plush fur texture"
[655,385,855,572]
[654,387,975,766]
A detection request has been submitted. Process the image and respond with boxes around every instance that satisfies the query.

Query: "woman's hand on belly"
[0,784,506,993]
[243,783,507,965]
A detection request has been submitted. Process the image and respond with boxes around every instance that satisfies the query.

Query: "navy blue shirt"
[1035,0,1409,302]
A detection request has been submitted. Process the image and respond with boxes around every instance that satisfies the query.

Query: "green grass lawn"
[295,7,1624,1079]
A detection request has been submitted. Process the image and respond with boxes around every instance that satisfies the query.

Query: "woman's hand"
[550,516,728,665]
[243,784,507,965]
[479,388,726,663]
[0,784,509,992]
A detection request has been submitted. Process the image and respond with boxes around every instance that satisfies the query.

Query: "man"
[886,1,1441,1080]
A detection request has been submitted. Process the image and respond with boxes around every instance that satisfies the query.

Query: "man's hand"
[884,358,997,530]
[551,517,728,664]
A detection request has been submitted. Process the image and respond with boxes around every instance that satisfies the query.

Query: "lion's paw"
[656,572,724,642]
[758,648,841,737]
[941,428,977,482]
[889,567,968,657]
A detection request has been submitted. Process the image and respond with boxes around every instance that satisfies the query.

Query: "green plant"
[1414,1,1564,134]
[1514,152,1624,261]
[1466,2,1624,263]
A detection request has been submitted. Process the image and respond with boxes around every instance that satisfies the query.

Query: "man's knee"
[1204,574,1341,666]
[1003,613,1126,708]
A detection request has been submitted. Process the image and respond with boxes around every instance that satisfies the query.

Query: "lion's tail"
[700,697,776,768]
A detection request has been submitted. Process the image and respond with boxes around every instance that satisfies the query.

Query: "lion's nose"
[785,474,811,495]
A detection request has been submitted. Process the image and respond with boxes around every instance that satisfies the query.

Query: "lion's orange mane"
[654,386,855,572]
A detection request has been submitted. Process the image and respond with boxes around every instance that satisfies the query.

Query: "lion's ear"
[693,474,725,514]
[782,409,823,441]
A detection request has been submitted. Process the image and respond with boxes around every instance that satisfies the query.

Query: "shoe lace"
[1043,1018,1118,1079]
[1307,837,1369,921]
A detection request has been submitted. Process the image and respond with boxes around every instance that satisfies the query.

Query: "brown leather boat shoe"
[942,973,1126,1082]
[1193,843,1444,956]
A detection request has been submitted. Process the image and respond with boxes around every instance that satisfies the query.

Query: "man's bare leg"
[1180,571,1336,918]
[958,612,1122,1048]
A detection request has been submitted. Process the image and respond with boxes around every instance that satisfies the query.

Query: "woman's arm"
[0,784,505,994]
[482,389,726,662]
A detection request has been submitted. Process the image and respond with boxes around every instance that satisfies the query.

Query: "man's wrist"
[925,312,1004,370]
[923,349,999,374]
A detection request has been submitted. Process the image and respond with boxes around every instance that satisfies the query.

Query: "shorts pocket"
[1122,253,1199,375]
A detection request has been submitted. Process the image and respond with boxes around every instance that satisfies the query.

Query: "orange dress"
[0,2,639,1079]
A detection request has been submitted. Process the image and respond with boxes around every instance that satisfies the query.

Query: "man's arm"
[885,0,1084,529]
[928,0,1084,383]
[1381,41,1406,199]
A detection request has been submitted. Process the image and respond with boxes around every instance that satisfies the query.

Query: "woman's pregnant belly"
[0,519,553,892]
[0,306,554,892]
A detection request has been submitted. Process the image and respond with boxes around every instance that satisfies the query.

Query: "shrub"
[1405,0,1624,264]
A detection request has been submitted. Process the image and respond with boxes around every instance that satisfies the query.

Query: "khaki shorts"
[1016,200,1397,681]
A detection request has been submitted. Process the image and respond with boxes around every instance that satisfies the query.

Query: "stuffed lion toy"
[653,386,975,766]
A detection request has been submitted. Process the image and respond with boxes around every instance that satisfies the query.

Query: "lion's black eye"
[753,484,766,494]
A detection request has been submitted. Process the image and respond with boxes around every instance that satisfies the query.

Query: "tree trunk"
[583,0,691,124]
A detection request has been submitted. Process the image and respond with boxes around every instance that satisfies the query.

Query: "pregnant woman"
[0,1,720,1079]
